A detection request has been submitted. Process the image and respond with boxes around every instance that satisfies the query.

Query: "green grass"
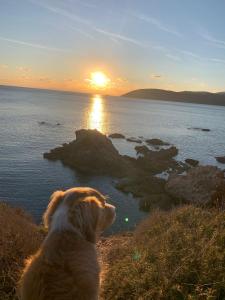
[101,206,225,300]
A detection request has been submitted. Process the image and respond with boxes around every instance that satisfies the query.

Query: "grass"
[0,202,44,300]
[1,202,225,300]
[101,206,225,300]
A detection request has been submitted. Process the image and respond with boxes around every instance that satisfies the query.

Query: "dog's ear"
[69,197,102,243]
[43,190,65,229]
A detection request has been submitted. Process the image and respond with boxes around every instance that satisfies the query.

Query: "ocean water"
[1,85,225,233]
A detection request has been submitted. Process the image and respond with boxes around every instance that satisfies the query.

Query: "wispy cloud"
[178,50,200,59]
[65,24,94,40]
[16,66,31,72]
[132,13,182,37]
[209,57,225,64]
[151,74,162,79]
[200,31,225,49]
[27,0,90,25]
[0,36,70,53]
[93,27,147,47]
[166,53,181,61]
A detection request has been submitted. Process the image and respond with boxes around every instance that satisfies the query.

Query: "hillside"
[1,202,225,300]
[123,89,225,106]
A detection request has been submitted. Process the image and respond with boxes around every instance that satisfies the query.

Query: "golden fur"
[18,187,116,300]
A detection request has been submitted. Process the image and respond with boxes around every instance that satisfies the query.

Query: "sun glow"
[89,71,110,89]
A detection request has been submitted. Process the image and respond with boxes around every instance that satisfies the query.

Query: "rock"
[135,145,179,174]
[126,137,142,144]
[145,138,170,146]
[135,145,149,155]
[166,166,225,208]
[185,158,199,167]
[108,133,125,139]
[116,174,172,211]
[216,156,225,164]
[188,127,210,132]
[44,129,129,176]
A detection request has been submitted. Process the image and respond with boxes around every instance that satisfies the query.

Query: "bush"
[0,202,44,300]
[101,206,225,300]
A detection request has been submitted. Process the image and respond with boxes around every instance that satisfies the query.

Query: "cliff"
[123,89,225,106]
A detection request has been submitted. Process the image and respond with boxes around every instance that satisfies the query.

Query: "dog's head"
[43,187,116,243]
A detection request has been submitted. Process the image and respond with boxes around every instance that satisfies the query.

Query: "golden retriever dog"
[18,187,116,300]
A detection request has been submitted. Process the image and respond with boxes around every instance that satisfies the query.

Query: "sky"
[1,0,225,95]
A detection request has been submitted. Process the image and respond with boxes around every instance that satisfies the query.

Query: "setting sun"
[89,71,110,89]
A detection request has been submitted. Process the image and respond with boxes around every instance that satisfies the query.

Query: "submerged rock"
[216,156,225,164]
[44,129,129,176]
[108,133,125,139]
[145,138,170,146]
[185,158,199,167]
[126,137,142,144]
[166,166,225,208]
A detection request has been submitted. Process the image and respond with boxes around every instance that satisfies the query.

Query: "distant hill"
[123,89,225,106]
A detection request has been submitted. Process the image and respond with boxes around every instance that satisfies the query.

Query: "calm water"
[1,86,225,233]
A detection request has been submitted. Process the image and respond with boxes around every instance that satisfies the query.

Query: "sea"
[1,85,225,233]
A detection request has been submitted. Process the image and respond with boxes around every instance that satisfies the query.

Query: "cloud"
[65,24,94,40]
[209,58,225,64]
[1,64,9,69]
[38,77,52,83]
[132,13,182,37]
[27,0,90,25]
[166,53,181,61]
[93,27,146,47]
[200,31,225,49]
[0,36,70,53]
[16,66,31,72]
[151,74,162,79]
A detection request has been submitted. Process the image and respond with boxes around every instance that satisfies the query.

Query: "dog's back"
[19,231,100,300]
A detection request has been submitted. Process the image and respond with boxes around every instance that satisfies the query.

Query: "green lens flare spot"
[125,217,129,222]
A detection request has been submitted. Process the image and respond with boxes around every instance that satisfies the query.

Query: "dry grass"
[2,202,225,300]
[0,202,44,300]
[101,206,225,300]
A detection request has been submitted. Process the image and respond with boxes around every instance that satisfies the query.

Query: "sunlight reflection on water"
[87,94,105,132]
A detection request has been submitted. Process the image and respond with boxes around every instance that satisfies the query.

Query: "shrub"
[101,206,225,300]
[0,202,44,300]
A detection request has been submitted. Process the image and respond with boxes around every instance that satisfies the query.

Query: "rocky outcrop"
[108,133,125,139]
[145,138,170,146]
[185,158,199,167]
[115,174,174,211]
[216,156,225,164]
[44,129,130,176]
[135,145,180,174]
[166,166,225,208]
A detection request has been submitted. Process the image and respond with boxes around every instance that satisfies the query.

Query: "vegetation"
[0,202,44,300]
[1,202,225,300]
[101,206,225,300]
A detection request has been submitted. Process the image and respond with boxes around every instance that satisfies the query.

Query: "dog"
[19,187,116,300]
